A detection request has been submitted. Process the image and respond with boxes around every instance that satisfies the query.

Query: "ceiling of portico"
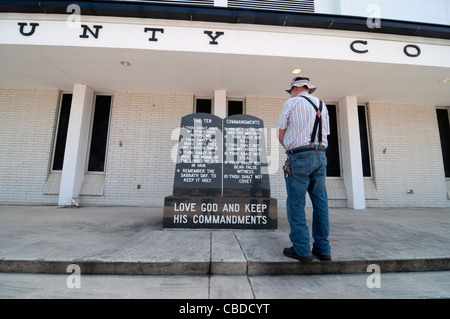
[0,43,449,106]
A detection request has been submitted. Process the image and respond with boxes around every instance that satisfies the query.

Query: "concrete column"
[214,89,227,119]
[214,0,228,7]
[338,96,366,209]
[58,84,94,206]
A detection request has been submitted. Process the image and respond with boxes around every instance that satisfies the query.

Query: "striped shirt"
[277,92,330,150]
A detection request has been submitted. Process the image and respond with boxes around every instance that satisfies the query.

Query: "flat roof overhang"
[0,0,449,40]
[0,5,449,106]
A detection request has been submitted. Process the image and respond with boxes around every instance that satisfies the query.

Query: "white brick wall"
[1,88,448,208]
[247,97,450,208]
[246,96,287,205]
[0,88,60,204]
[246,96,348,208]
[367,102,448,207]
[81,91,194,206]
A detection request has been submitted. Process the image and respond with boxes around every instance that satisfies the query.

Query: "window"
[227,100,244,116]
[326,104,341,177]
[52,93,72,171]
[436,108,450,177]
[87,95,112,172]
[195,98,212,114]
[51,93,112,173]
[358,105,372,177]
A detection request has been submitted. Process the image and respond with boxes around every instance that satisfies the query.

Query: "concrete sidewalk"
[0,205,449,276]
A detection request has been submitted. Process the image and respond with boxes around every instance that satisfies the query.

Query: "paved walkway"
[0,205,449,298]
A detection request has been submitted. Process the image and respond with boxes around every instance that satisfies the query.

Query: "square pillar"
[214,0,228,7]
[58,84,94,206]
[214,89,227,119]
[338,96,366,209]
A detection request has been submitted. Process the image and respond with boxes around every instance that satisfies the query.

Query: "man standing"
[277,76,331,262]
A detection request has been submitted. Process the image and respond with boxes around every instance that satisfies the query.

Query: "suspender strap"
[300,96,323,147]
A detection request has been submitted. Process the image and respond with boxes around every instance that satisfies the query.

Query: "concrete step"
[0,206,449,276]
[1,257,449,276]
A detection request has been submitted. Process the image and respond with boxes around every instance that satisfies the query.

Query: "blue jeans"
[284,149,330,257]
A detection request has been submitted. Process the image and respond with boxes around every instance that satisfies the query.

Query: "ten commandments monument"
[164,113,277,229]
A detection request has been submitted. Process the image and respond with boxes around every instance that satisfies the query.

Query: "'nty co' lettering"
[16,22,421,57]
[17,22,225,45]
[350,40,421,57]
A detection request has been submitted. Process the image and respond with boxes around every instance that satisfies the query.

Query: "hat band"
[293,76,310,82]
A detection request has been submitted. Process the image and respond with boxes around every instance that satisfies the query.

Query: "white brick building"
[0,0,449,209]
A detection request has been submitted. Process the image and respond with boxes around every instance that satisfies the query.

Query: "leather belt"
[287,147,326,155]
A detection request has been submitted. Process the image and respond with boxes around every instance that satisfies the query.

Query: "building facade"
[0,0,449,209]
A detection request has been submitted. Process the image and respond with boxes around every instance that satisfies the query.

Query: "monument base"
[163,196,277,229]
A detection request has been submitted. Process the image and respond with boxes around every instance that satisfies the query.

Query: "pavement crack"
[246,275,256,299]
[232,231,248,274]
[208,231,212,299]
[233,231,256,298]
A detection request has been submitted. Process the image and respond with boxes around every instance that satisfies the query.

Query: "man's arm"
[277,129,286,149]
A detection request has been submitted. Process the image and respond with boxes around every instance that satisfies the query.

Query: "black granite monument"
[172,113,222,196]
[164,113,277,229]
[223,114,270,197]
